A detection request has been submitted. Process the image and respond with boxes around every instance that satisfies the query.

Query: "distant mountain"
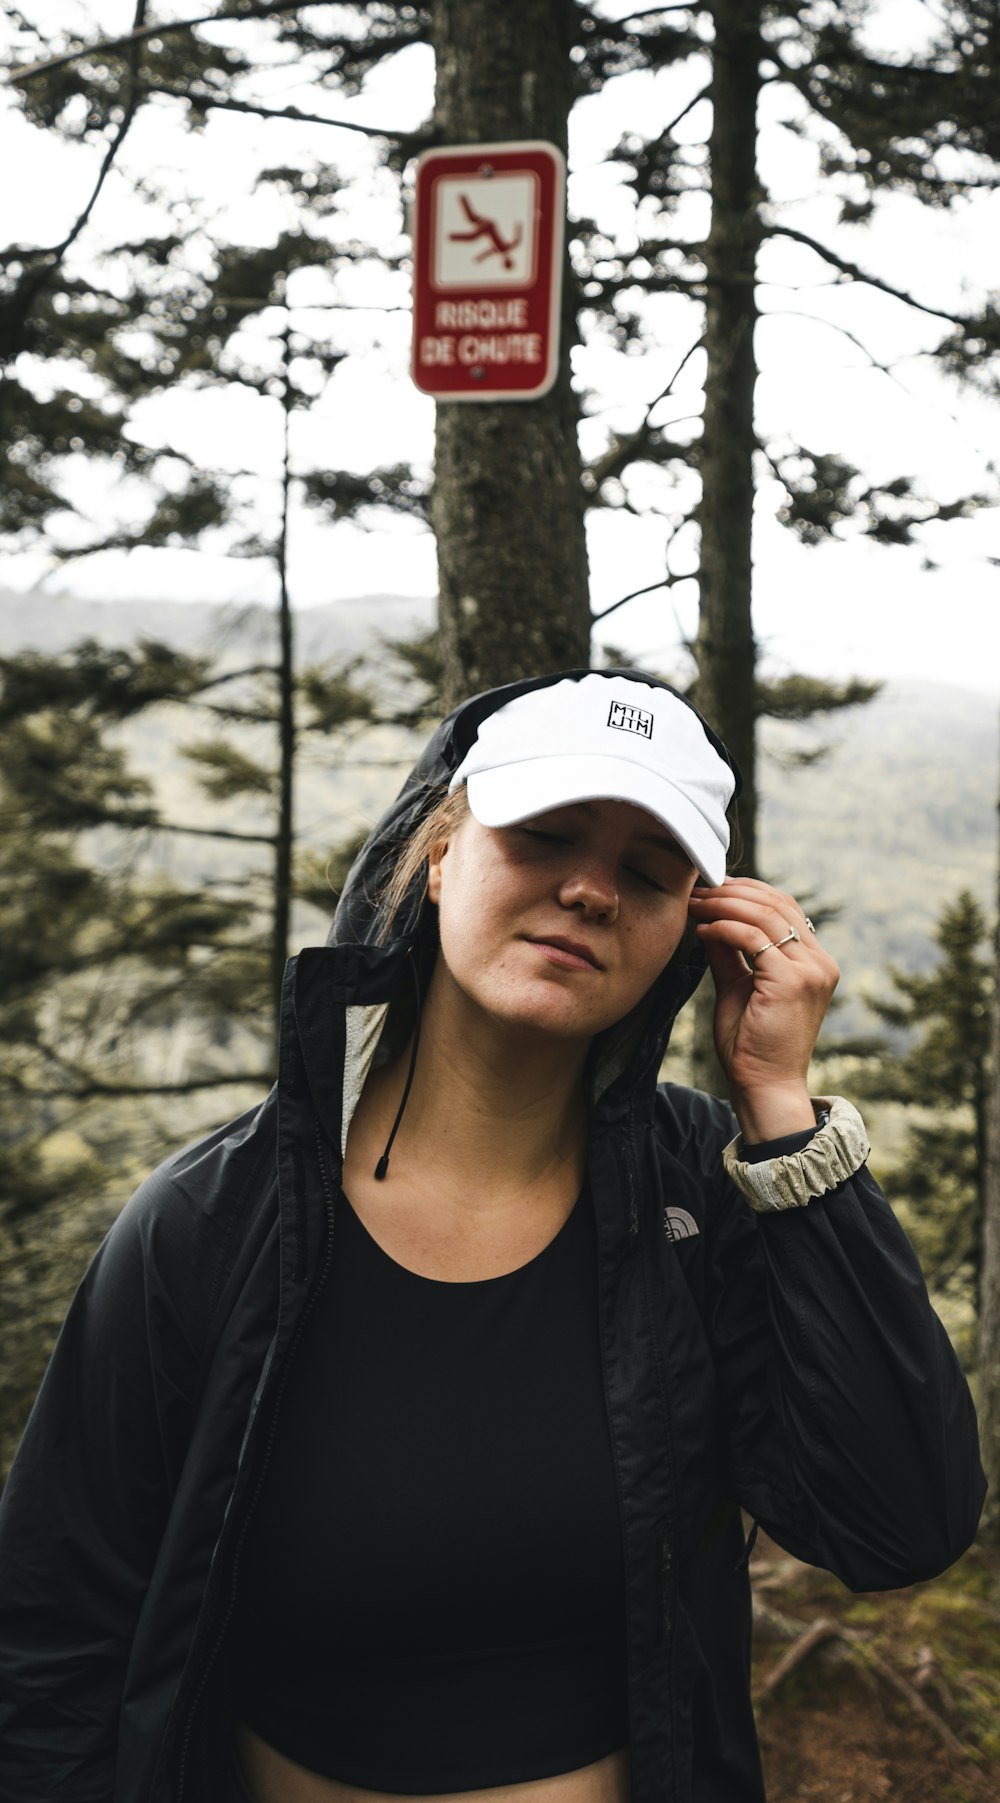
[0,588,432,664]
[1,589,996,1037]
[759,684,997,1026]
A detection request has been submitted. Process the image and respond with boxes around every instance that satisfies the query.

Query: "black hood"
[328,667,741,1104]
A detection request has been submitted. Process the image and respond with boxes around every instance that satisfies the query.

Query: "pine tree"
[4,2,996,726]
[576,0,999,849]
[859,891,993,1344]
[0,639,269,1106]
[0,614,391,1471]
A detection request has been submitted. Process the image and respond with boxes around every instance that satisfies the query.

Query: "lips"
[524,935,604,971]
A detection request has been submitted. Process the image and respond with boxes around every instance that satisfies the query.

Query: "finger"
[694,917,807,973]
[701,933,755,994]
[694,879,815,936]
[688,895,808,952]
[691,881,802,917]
[698,919,841,1006]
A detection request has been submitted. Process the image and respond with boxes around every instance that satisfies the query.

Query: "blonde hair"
[377,785,470,939]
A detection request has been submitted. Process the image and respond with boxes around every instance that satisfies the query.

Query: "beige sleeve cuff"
[722,1096,871,1214]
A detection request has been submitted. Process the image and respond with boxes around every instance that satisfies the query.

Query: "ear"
[426,836,450,905]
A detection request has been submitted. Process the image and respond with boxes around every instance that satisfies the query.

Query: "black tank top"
[231,1180,629,1791]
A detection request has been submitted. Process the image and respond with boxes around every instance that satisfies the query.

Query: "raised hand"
[686,878,840,1143]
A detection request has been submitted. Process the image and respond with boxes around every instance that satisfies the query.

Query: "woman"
[0,667,986,1803]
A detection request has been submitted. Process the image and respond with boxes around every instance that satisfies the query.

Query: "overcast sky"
[2,0,998,695]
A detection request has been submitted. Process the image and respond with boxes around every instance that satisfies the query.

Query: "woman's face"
[427,797,701,1044]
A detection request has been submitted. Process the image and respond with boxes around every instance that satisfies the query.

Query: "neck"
[358,965,591,1202]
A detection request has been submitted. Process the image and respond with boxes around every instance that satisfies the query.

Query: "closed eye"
[521,830,673,888]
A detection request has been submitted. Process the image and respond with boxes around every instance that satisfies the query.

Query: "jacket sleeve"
[696,1094,986,1592]
[0,1109,262,1803]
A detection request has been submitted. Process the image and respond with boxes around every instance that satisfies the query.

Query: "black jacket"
[0,670,987,1803]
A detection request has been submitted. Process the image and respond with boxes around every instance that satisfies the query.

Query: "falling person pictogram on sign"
[432,173,538,290]
[448,195,524,269]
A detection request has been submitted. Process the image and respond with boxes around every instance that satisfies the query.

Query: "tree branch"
[1,1,155,359]
[139,82,411,143]
[191,663,278,691]
[151,820,275,846]
[4,2,331,84]
[592,574,680,623]
[652,79,711,143]
[755,1617,841,1697]
[766,222,978,328]
[760,305,997,454]
[7,1072,273,1099]
[613,5,698,22]
[27,0,148,268]
[754,1611,981,1770]
[582,334,704,495]
[761,305,909,381]
[643,334,705,422]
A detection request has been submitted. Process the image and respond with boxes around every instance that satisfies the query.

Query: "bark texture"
[690,0,763,1097]
[273,331,295,1063]
[695,0,762,871]
[431,0,591,706]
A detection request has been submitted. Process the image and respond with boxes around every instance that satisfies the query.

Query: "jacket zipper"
[630,1103,681,1799]
[173,1121,339,1803]
[624,1105,640,1247]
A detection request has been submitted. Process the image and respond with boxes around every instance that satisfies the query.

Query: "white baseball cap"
[448,674,735,884]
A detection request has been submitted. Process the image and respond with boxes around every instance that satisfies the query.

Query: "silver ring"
[804,917,816,934]
[746,926,799,968]
[773,928,800,949]
[746,940,775,966]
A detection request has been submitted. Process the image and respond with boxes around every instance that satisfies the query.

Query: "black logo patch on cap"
[608,700,653,739]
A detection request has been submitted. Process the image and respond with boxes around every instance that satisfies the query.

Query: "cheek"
[628,906,689,987]
[442,836,521,923]
[435,852,508,974]
[434,849,545,1010]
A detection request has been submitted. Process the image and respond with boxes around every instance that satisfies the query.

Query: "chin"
[484,986,615,1043]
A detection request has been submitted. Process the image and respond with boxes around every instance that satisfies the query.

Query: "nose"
[557,862,619,923]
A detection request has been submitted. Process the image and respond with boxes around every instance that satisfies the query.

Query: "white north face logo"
[663,1206,699,1242]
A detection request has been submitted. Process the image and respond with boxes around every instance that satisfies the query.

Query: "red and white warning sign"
[411,140,565,402]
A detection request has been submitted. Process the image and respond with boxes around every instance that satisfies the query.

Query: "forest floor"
[751,1534,1000,1802]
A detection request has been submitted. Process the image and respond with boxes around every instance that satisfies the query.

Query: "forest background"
[2,2,1000,1797]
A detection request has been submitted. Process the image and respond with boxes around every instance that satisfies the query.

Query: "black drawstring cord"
[374,954,423,1181]
[734,1518,759,1572]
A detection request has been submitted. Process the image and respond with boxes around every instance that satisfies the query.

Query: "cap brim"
[465,755,728,885]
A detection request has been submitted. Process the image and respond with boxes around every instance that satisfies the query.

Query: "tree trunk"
[431,0,591,706]
[690,0,763,1098]
[273,328,295,1063]
[977,765,1000,1547]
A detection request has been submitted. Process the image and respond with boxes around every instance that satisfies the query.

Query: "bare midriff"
[233,1725,630,1803]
